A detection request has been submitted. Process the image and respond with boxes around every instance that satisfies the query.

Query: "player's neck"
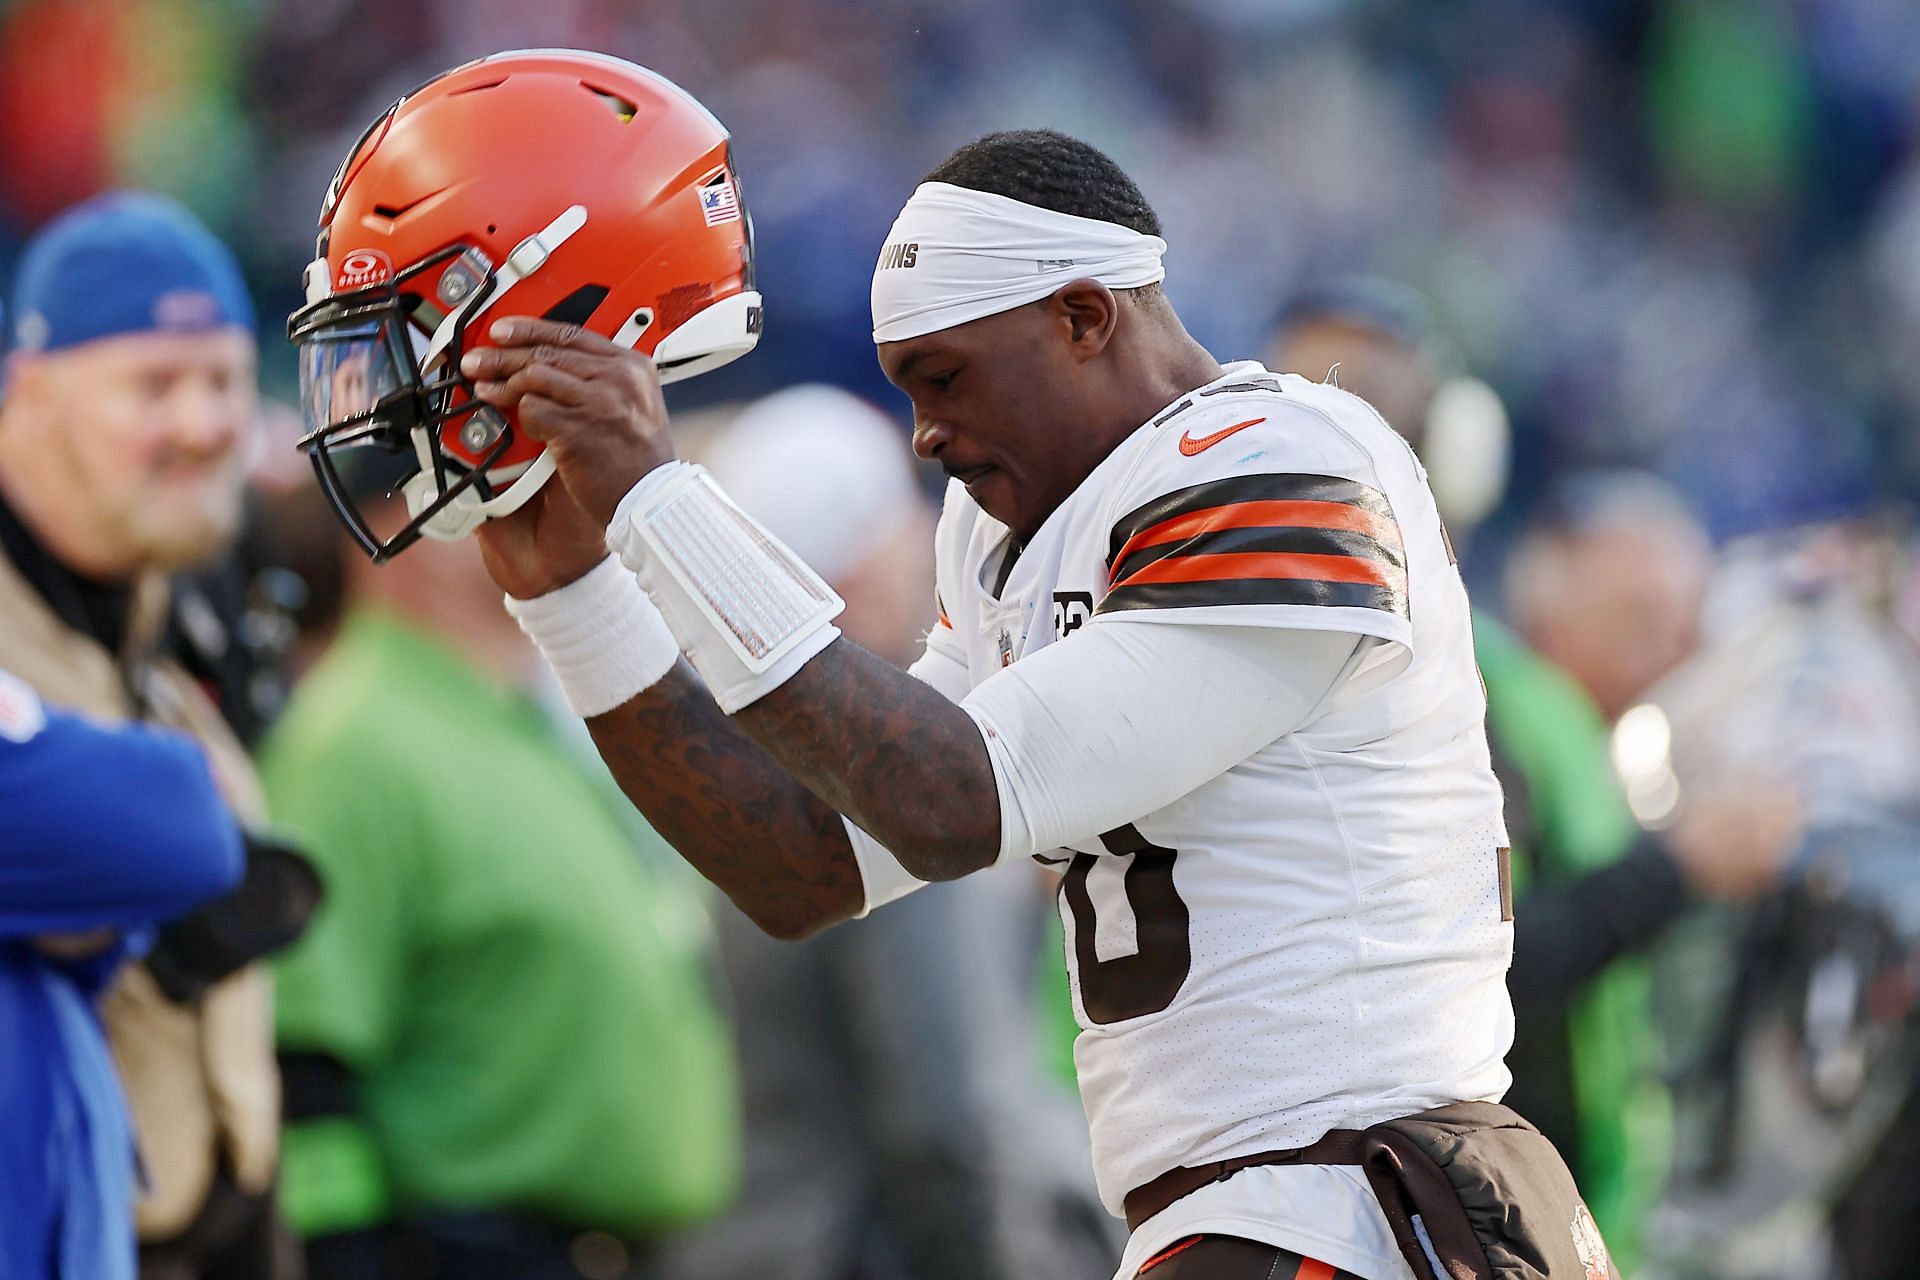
[1012,333,1224,544]
[1117,313,1225,430]
[1093,326,1224,462]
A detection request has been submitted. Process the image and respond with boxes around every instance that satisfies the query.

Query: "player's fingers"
[487,316,622,355]
[471,361,589,409]
[579,358,663,418]
[461,340,613,385]
[513,393,575,442]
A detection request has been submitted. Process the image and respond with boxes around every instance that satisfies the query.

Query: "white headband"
[870,181,1167,343]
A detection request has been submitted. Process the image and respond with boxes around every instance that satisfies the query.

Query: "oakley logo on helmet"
[336,249,392,290]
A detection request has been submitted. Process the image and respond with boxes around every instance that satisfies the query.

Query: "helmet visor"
[288,271,517,563]
[295,310,416,443]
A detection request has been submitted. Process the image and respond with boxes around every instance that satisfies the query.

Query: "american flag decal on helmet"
[1100,473,1407,616]
[700,171,740,227]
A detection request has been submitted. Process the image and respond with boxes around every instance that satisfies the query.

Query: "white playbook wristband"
[606,461,844,714]
[503,556,679,718]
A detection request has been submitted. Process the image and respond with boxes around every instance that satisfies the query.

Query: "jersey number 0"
[1060,825,1192,1024]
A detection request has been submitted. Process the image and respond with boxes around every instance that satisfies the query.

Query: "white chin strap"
[405,450,556,540]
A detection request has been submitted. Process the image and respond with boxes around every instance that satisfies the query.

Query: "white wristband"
[503,556,680,718]
[606,462,844,714]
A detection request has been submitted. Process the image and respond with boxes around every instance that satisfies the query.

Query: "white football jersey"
[922,361,1514,1226]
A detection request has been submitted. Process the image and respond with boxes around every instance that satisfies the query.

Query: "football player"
[297,77,1519,1280]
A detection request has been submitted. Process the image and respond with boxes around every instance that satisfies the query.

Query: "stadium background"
[4,0,1919,541]
[7,1,1920,1277]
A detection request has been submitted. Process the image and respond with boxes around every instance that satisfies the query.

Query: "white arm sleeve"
[842,626,973,915]
[962,621,1363,863]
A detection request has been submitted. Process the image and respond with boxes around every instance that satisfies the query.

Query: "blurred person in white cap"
[666,384,1118,1280]
[0,190,313,1280]
[699,386,936,666]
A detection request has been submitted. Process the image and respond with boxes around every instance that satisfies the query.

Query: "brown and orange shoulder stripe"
[1100,473,1407,616]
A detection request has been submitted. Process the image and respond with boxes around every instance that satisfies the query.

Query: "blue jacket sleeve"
[0,688,245,937]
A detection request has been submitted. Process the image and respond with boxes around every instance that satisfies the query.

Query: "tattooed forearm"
[587,659,864,939]
[736,638,1001,881]
[584,640,1001,938]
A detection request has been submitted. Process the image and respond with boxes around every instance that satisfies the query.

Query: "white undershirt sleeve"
[961,621,1364,864]
[842,626,972,915]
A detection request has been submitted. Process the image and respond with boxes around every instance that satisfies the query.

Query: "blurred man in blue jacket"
[0,666,244,1280]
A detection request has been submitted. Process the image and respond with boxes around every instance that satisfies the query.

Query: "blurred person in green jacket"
[1266,284,1794,1270]
[260,465,736,1279]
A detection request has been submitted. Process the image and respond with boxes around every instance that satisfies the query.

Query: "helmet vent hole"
[584,86,639,122]
[369,189,441,222]
[450,77,509,96]
[542,284,611,327]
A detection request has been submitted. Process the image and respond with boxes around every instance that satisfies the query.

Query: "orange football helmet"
[288,49,760,561]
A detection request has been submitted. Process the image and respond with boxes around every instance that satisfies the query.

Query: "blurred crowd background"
[8,1,1920,1279]
[9,0,1920,535]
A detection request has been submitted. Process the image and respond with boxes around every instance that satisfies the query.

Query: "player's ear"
[1052,279,1118,362]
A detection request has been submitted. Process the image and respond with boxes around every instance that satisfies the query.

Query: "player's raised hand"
[472,478,609,601]
[462,317,675,527]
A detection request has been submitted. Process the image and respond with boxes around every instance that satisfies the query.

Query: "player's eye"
[926,368,960,392]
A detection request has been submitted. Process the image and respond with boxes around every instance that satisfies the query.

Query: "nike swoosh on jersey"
[1176,416,1265,456]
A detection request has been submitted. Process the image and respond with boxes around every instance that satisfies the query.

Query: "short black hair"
[926,129,1162,238]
